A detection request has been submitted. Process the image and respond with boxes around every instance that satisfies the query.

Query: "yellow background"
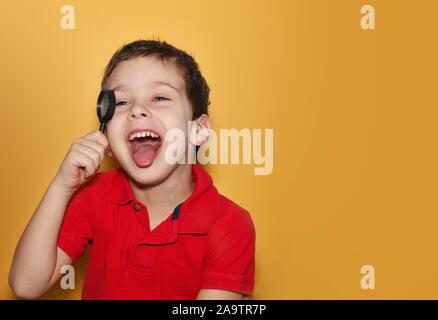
[1,0,437,299]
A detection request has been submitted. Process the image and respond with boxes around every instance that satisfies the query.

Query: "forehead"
[106,56,185,94]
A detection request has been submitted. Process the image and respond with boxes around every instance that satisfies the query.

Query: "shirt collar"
[108,164,220,234]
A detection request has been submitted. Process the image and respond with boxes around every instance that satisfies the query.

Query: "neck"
[128,164,195,214]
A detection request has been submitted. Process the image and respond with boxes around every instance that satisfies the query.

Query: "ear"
[189,114,211,147]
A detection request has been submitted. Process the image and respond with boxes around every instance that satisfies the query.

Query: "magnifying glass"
[96,90,116,133]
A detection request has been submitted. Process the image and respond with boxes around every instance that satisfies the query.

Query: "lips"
[126,128,163,168]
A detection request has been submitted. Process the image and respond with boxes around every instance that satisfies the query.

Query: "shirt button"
[134,204,141,211]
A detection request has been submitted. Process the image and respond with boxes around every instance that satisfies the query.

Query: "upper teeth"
[129,131,159,141]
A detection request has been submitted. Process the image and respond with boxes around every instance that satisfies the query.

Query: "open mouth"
[127,129,162,168]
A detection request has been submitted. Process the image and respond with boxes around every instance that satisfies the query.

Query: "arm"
[197,289,247,300]
[8,130,108,299]
[8,181,75,299]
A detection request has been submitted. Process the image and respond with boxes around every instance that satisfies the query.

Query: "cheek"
[110,109,126,122]
[159,108,190,130]
[106,118,124,145]
[108,109,125,127]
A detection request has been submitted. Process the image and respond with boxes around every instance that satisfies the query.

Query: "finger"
[84,130,109,151]
[71,143,101,170]
[70,151,96,178]
[75,138,105,164]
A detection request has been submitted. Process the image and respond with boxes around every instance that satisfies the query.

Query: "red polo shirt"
[56,164,255,299]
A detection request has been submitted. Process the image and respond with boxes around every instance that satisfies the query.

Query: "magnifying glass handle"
[99,123,106,133]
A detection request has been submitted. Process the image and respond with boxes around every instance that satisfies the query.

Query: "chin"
[122,158,176,187]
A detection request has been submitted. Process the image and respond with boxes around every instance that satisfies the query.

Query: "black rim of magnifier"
[97,90,116,131]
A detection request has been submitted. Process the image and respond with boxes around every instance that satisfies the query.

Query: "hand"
[53,130,109,194]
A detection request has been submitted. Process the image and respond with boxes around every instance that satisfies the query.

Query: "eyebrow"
[111,81,180,93]
[148,80,180,93]
[111,84,128,92]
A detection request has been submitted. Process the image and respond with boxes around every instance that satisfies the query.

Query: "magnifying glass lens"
[97,89,116,133]
[100,93,109,118]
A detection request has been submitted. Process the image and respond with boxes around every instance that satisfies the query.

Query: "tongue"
[131,143,158,167]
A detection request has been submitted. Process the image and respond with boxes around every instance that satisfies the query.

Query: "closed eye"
[153,96,169,102]
[115,97,168,106]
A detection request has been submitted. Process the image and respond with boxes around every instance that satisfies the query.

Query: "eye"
[153,96,169,102]
[116,101,129,106]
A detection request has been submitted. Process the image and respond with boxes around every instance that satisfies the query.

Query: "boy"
[9,39,255,300]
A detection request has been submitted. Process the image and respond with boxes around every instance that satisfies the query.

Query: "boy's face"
[105,55,195,185]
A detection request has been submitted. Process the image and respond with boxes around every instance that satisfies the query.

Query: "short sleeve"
[201,210,256,296]
[56,183,95,264]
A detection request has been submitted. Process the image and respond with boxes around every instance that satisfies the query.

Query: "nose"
[128,101,153,120]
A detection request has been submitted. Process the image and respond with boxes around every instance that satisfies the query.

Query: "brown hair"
[101,39,211,119]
